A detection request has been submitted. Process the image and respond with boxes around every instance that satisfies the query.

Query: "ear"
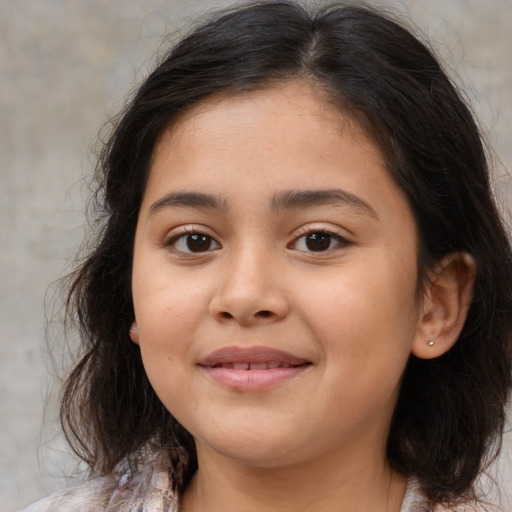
[412,252,476,359]
[129,320,140,345]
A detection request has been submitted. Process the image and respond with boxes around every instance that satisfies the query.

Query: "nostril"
[215,309,276,322]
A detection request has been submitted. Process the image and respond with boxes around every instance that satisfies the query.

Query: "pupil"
[306,232,330,251]
[187,234,211,252]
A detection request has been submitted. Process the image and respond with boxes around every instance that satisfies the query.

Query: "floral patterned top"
[19,454,464,512]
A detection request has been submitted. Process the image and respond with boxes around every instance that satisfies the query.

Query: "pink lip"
[198,346,311,391]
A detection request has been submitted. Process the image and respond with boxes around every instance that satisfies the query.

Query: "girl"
[22,1,512,511]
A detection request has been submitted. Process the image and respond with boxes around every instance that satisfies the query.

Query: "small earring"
[428,340,435,347]
[129,322,139,344]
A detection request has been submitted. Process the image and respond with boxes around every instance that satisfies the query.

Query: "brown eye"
[168,232,220,254]
[187,234,212,252]
[292,231,348,253]
[305,232,331,251]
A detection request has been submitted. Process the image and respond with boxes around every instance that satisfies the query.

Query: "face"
[131,81,423,470]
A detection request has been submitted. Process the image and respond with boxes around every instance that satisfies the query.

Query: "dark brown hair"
[60,1,512,506]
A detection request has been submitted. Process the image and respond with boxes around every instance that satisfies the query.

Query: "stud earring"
[428,340,435,347]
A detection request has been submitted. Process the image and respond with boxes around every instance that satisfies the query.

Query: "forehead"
[150,82,380,180]
[142,81,410,224]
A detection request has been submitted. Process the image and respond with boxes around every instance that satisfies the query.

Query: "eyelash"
[163,228,220,254]
[163,228,350,255]
[289,229,350,253]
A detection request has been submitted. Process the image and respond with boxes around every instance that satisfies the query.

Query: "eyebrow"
[271,189,378,218]
[149,191,228,216]
[148,188,377,218]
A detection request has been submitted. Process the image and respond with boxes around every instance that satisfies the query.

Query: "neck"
[179,443,407,512]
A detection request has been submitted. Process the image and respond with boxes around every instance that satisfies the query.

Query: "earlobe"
[412,252,476,360]
[129,320,140,344]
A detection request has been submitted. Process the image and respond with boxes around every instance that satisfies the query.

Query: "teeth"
[214,361,300,370]
[249,363,267,370]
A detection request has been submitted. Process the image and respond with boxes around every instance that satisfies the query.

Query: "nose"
[208,244,290,326]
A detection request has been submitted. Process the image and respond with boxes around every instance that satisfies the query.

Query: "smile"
[199,346,311,390]
[211,361,301,370]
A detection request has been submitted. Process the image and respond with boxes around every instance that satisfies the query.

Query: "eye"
[291,230,348,253]
[166,231,221,254]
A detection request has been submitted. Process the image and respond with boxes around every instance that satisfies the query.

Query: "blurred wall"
[1,1,511,510]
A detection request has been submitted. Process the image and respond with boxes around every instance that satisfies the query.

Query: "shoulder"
[401,480,489,512]
[435,504,500,512]
[19,454,178,512]
[19,475,114,512]
[434,506,491,512]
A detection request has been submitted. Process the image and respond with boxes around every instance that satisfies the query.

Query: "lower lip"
[200,365,310,391]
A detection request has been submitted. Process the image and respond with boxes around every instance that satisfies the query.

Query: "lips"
[199,346,309,368]
[199,346,311,391]
[212,361,297,370]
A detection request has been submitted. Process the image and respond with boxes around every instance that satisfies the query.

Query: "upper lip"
[199,346,309,367]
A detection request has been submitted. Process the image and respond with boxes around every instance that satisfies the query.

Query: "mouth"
[199,345,310,368]
[208,361,304,370]
[198,346,311,390]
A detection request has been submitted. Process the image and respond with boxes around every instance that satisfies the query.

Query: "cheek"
[133,283,204,409]
[133,250,209,329]
[294,253,419,364]
[131,269,211,394]
[135,290,203,351]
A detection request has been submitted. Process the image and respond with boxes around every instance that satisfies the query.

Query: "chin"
[195,427,307,468]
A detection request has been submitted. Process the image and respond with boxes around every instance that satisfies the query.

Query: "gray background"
[1,1,511,510]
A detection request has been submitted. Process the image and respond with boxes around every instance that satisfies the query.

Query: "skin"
[130,81,475,512]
